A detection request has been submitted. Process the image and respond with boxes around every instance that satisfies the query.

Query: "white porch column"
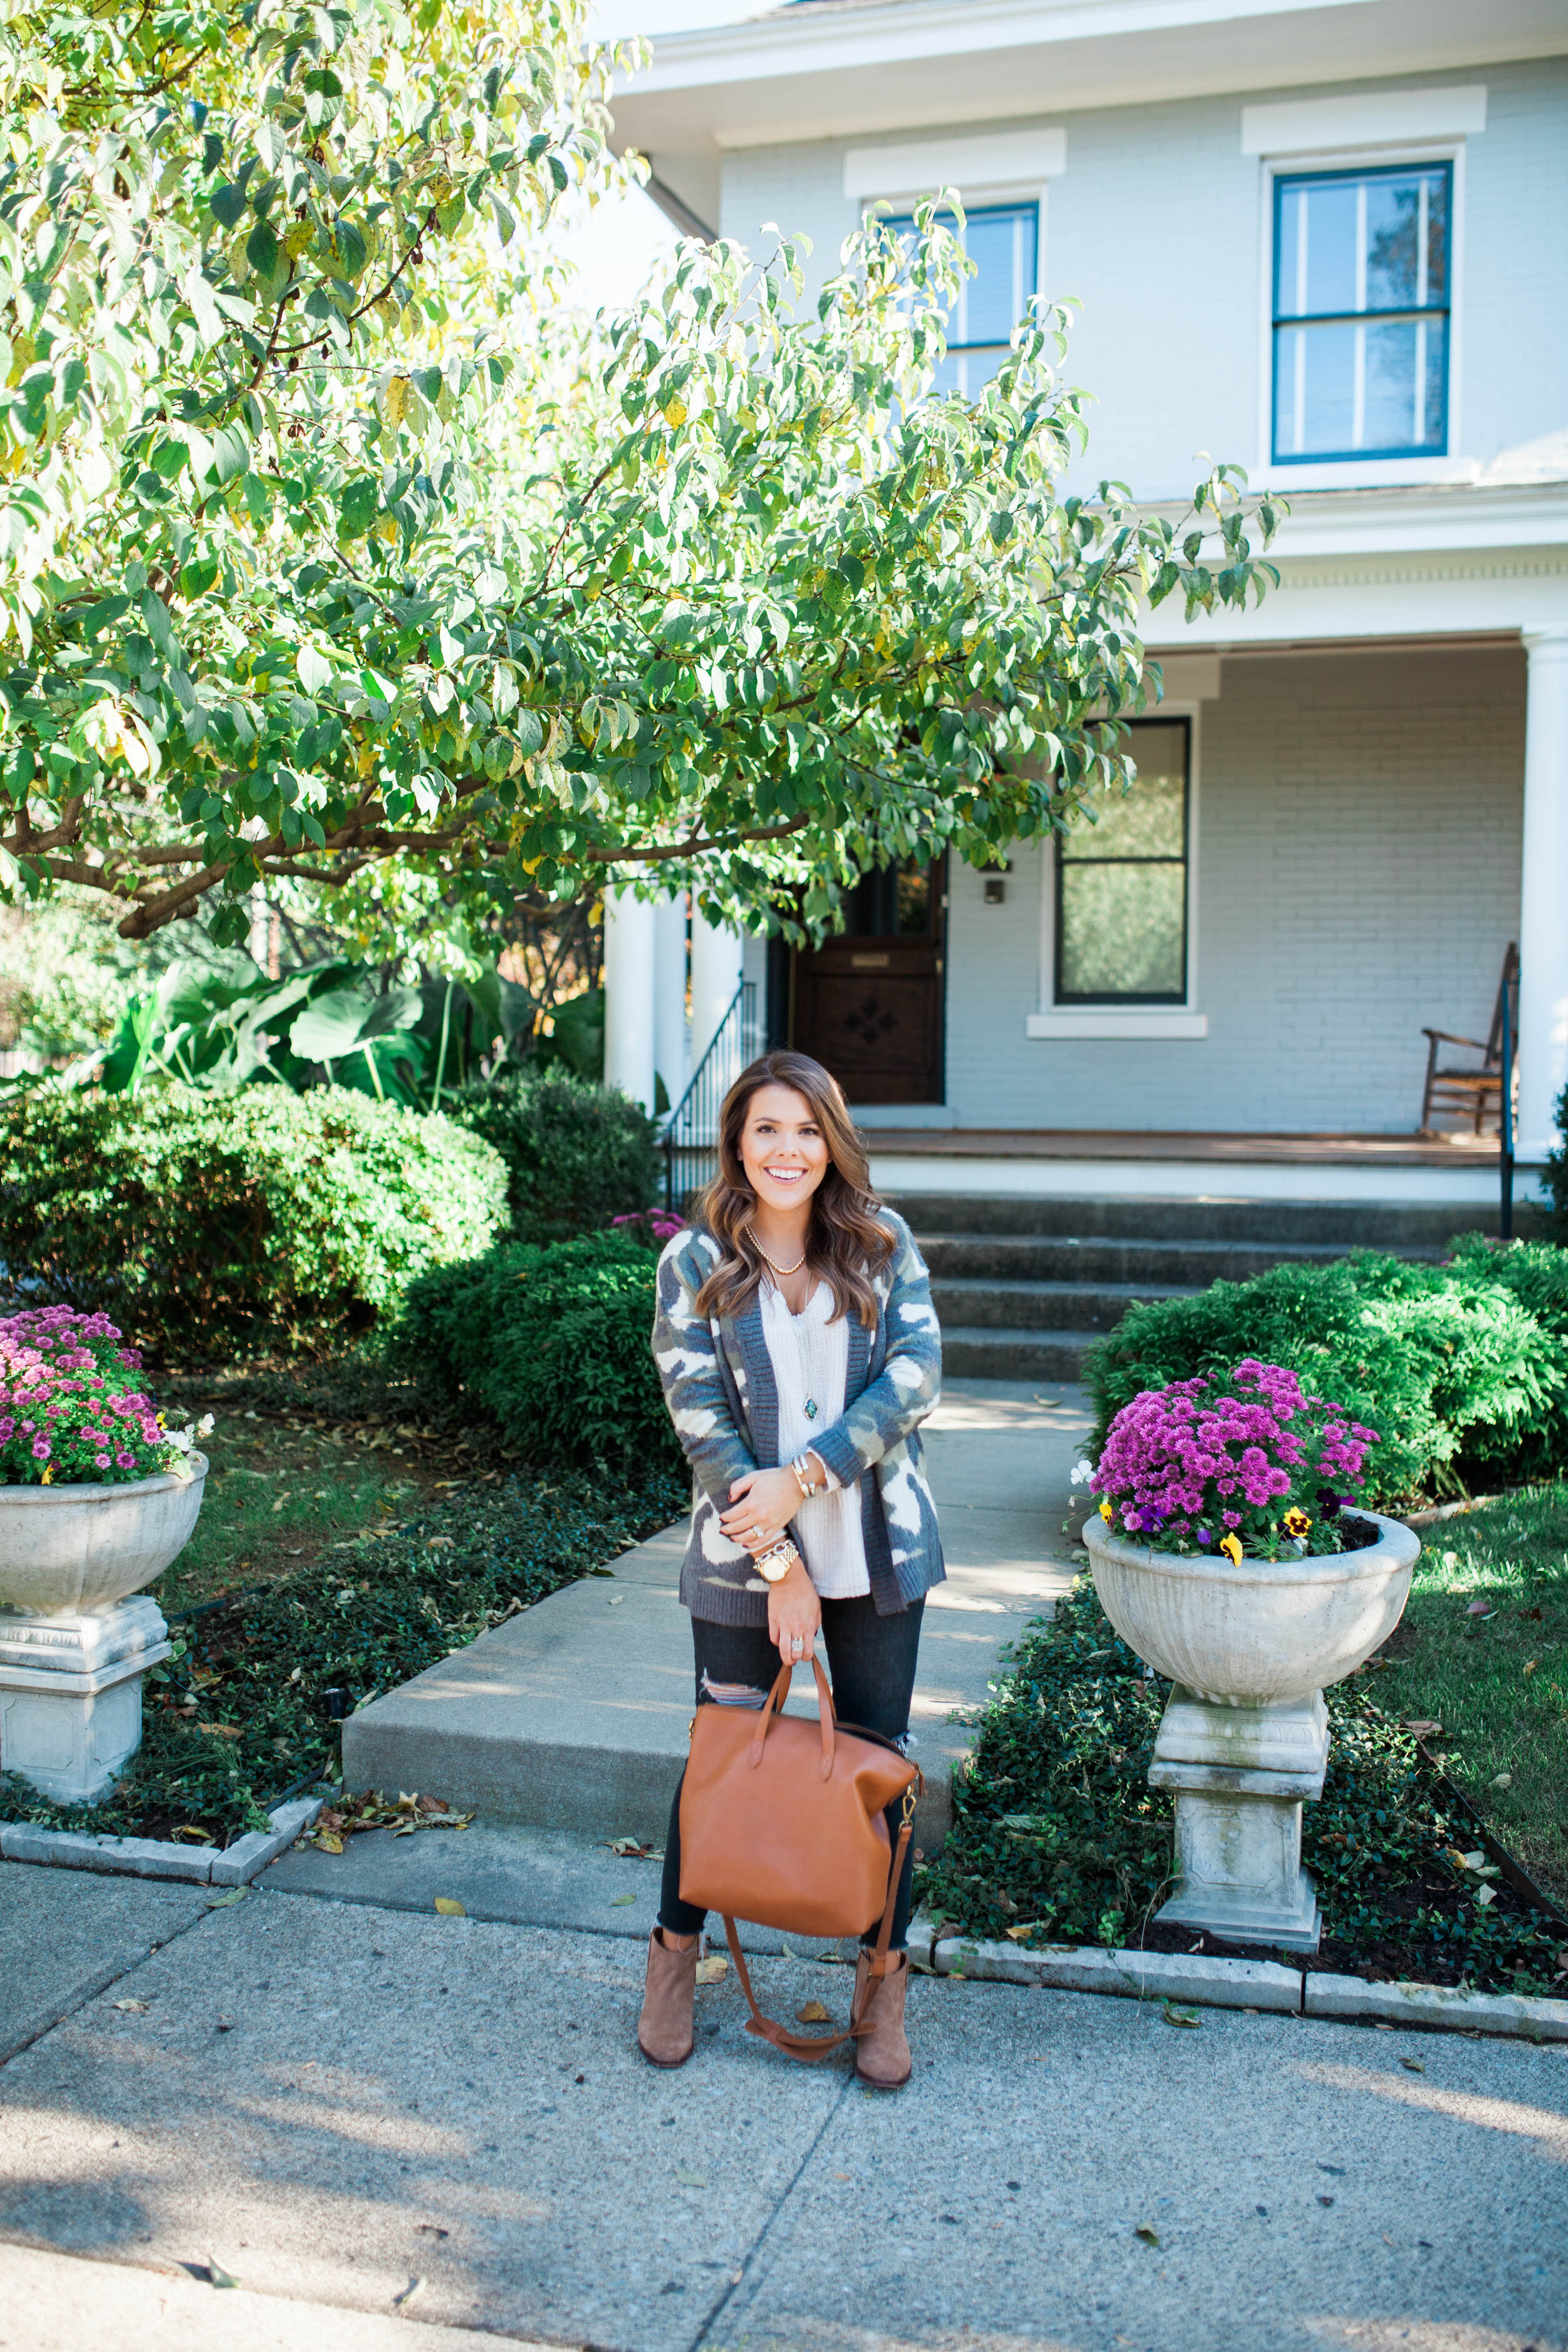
[690,904,745,1073]
[1517,629,1568,1160]
[602,885,656,1112]
[652,893,688,1112]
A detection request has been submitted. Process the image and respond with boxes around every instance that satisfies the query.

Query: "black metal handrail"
[662,980,760,1211]
[1500,954,1517,1242]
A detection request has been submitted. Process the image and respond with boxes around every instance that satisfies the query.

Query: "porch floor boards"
[865,1127,1502,1166]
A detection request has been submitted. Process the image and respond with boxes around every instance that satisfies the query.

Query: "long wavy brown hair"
[693,1051,895,1328]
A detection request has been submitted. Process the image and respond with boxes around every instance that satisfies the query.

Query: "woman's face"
[738,1084,831,1215]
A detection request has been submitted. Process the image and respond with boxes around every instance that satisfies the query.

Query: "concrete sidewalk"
[1,1857,1564,2352]
[342,1379,1092,1852]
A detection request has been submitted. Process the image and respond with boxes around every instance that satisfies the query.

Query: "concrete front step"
[343,1381,1094,1859]
[931,1275,1199,1334]
[940,1325,1105,1380]
[890,1190,1505,1248]
[920,1232,1447,1285]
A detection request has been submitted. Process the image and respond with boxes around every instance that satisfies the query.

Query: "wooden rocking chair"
[1419,943,1518,1137]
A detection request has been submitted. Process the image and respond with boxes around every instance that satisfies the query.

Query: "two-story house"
[600,0,1568,1221]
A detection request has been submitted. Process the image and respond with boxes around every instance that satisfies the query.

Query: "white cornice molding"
[843,126,1066,196]
[1240,81,1487,152]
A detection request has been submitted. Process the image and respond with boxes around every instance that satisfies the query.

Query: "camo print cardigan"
[650,1210,945,1625]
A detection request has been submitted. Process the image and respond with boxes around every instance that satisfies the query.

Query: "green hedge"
[0,1083,509,1354]
[390,1227,681,1474]
[1085,1237,1568,1507]
[444,1065,660,1241]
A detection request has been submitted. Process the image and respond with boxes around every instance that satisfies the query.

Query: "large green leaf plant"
[2,0,1282,951]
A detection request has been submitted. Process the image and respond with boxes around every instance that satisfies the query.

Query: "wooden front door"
[792,860,945,1105]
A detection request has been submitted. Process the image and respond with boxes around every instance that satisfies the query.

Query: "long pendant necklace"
[759,1244,817,1415]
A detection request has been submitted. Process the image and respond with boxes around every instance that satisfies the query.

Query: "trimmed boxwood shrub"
[444,1065,660,1242]
[0,1083,509,1354]
[391,1227,681,1474]
[1085,1237,1568,1506]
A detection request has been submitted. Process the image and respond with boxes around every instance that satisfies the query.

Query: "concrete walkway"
[2,1859,1564,2351]
[342,1379,1093,1854]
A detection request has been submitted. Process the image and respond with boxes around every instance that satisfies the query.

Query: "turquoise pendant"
[804,1397,818,1421]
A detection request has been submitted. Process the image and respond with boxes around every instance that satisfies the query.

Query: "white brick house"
[601,1,1568,1210]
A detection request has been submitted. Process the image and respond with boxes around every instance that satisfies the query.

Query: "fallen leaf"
[1475,1885,1497,1907]
[170,1825,215,1843]
[208,2257,241,2290]
[393,2276,427,2311]
[1134,2223,1160,2247]
[1491,1772,1513,1788]
[112,1999,150,2012]
[831,2172,852,2181]
[608,1595,625,1606]
[796,2000,831,2024]
[1403,1719,1442,1736]
[313,1832,345,1855]
[1466,1598,1493,1616]
[610,1893,637,1907]
[433,1897,466,1916]
[1162,2002,1201,2029]
[1400,2056,1425,2073]
[271,1494,289,1512]
[1004,1926,1034,1943]
[1524,1658,1539,1675]
[205,1888,248,1909]
[695,1955,727,1985]
[427,1536,454,1550]
[676,2170,707,2189]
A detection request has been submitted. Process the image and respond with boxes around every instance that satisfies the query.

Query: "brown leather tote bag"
[678,1654,921,2062]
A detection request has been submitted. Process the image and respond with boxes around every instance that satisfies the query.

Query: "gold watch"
[755,1539,800,1584]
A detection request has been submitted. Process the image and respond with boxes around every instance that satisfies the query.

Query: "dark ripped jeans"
[658,1594,925,1951]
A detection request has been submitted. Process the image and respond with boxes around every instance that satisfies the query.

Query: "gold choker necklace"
[758,1247,808,1278]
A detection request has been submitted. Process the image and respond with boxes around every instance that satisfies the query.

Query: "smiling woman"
[640,1050,945,2089]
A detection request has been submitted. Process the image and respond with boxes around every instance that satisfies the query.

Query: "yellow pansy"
[1219,1533,1243,1566]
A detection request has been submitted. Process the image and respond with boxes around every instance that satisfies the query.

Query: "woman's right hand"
[767,1558,822,1671]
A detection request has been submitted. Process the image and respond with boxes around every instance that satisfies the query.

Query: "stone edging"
[0,1796,324,1887]
[905,1919,1568,2042]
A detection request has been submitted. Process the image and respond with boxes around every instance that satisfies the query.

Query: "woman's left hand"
[721,1465,803,1552]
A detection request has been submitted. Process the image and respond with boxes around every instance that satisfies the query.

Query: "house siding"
[717,56,1568,496]
[942,646,1526,1134]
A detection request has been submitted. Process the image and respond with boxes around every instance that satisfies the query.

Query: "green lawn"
[1375,1481,1568,1910]
[162,1409,436,1615]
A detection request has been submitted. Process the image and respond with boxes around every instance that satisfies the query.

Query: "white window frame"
[846,131,1064,348]
[1028,702,1208,1041]
[1252,137,1472,492]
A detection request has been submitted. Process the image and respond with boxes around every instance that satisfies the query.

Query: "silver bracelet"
[790,1452,824,1499]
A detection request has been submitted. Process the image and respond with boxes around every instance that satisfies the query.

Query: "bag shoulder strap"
[719,1790,917,2064]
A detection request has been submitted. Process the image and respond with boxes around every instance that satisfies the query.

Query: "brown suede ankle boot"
[852,1949,912,2089]
[637,1929,698,2068]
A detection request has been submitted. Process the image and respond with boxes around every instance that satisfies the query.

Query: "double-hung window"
[1055,720,1190,1004]
[1272,162,1450,462]
[886,201,1038,399]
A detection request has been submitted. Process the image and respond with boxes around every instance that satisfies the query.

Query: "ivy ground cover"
[915,1578,1566,1999]
[0,1383,684,1847]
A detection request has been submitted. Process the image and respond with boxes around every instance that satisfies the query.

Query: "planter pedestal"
[1148,1688,1328,1952]
[0,1597,172,1806]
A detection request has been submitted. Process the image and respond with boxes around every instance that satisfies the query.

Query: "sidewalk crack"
[688,2066,856,2351]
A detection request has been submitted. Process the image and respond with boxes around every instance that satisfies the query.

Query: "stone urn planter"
[0,1458,208,1805]
[1084,1509,1419,1949]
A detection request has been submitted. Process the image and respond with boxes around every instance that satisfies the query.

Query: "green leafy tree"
[2,0,1281,953]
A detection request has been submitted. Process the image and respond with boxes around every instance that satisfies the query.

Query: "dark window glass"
[1272,163,1450,463]
[1055,720,1189,1003]
[844,861,935,938]
[885,202,1038,400]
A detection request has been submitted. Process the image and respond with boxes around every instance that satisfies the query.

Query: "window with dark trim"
[886,201,1038,399]
[1272,161,1451,463]
[1055,719,1189,1004]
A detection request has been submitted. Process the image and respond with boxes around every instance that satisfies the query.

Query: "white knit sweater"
[758,1278,871,1599]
